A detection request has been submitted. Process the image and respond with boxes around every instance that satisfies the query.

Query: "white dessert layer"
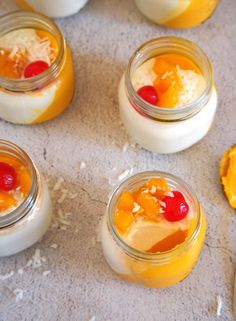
[24,0,89,18]
[134,0,190,24]
[0,83,58,124]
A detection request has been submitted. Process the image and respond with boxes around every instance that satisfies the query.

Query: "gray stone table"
[0,0,236,320]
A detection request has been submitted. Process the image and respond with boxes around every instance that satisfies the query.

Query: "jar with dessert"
[134,0,220,29]
[0,140,52,257]
[16,0,90,18]
[118,36,217,153]
[100,171,206,288]
[0,11,74,125]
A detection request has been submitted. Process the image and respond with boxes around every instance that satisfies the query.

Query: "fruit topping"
[0,162,17,191]
[24,60,49,78]
[162,191,189,222]
[114,210,134,233]
[146,230,188,253]
[137,85,158,105]
[220,145,236,208]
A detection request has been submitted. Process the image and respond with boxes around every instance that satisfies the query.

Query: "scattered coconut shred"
[216,295,223,317]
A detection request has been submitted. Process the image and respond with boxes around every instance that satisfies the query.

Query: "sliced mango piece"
[117,191,135,211]
[0,191,17,212]
[220,145,236,209]
[147,230,188,253]
[114,210,134,233]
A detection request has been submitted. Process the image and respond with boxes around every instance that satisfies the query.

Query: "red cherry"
[24,61,49,78]
[137,86,158,105]
[162,191,189,222]
[0,162,17,191]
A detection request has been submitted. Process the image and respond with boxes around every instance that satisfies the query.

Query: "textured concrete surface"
[0,0,236,320]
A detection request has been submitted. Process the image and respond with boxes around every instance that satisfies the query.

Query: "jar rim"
[125,36,213,122]
[0,140,38,228]
[107,170,202,263]
[0,10,65,92]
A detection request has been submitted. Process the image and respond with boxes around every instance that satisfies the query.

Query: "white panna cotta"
[16,0,90,18]
[118,37,217,154]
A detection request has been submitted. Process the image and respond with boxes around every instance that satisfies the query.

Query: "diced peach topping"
[114,210,134,233]
[146,230,188,253]
[0,191,17,211]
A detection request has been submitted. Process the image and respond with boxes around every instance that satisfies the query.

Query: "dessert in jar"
[16,0,90,18]
[101,171,206,288]
[220,145,236,209]
[0,140,52,257]
[0,11,74,125]
[134,0,220,29]
[118,37,217,153]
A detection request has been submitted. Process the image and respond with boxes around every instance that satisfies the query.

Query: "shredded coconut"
[17,268,24,275]
[176,65,206,107]
[122,142,129,152]
[132,202,141,213]
[159,201,166,208]
[68,192,78,199]
[0,271,15,281]
[57,189,68,204]
[0,29,55,66]
[50,243,58,249]
[43,271,51,277]
[28,249,45,269]
[165,191,174,198]
[80,162,86,170]
[13,289,25,303]
[216,295,223,317]
[150,185,157,194]
[53,177,64,191]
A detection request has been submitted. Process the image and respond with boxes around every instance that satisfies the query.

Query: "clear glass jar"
[16,0,90,18]
[0,11,74,125]
[118,36,217,153]
[100,171,206,288]
[134,0,220,29]
[0,140,52,257]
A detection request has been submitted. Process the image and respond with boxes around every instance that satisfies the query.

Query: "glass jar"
[134,0,220,29]
[0,140,52,257]
[118,36,217,153]
[0,11,74,125]
[16,0,90,18]
[100,171,206,288]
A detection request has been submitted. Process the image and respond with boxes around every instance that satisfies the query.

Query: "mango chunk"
[220,145,236,209]
[146,178,170,197]
[117,191,135,211]
[17,168,31,197]
[147,230,187,253]
[0,191,17,212]
[114,210,134,233]
[134,190,160,220]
